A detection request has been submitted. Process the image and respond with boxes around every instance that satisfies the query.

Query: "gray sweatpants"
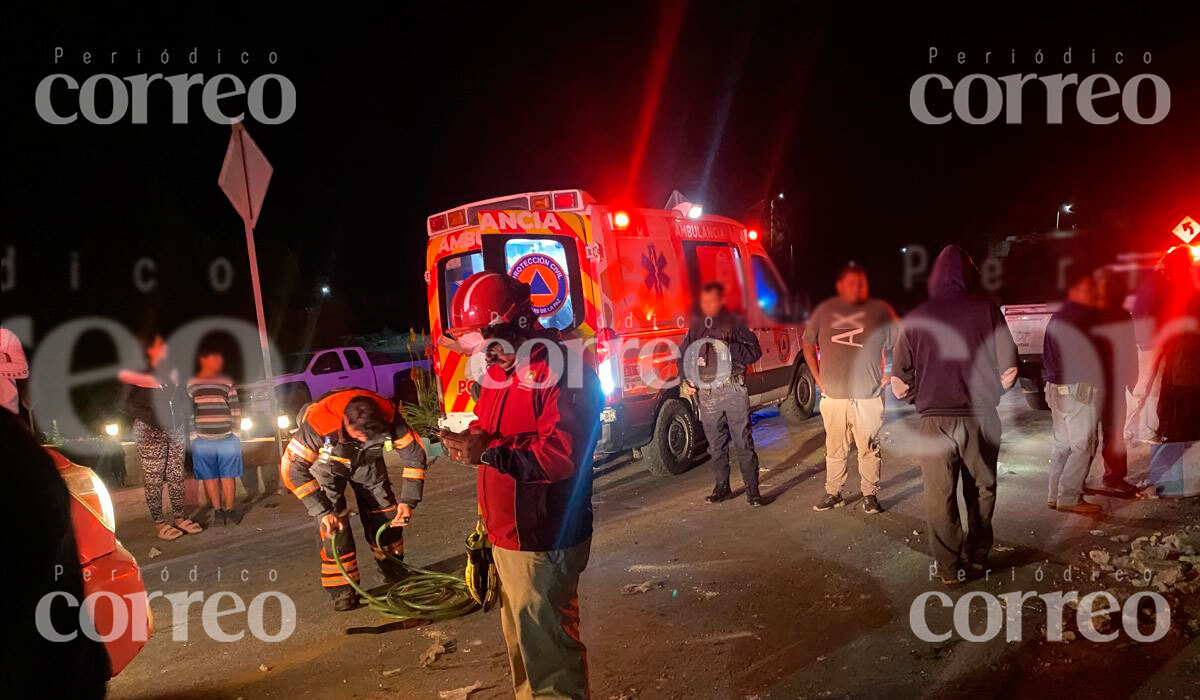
[1046,382,1099,505]
[918,413,1001,569]
[697,381,760,497]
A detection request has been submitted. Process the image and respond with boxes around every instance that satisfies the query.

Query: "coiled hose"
[329,522,478,621]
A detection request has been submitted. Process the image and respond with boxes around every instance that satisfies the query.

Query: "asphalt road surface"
[105,392,1200,700]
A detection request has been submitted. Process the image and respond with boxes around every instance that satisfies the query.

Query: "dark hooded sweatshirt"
[893,246,1018,417]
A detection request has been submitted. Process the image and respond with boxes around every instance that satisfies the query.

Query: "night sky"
[6,4,1200,372]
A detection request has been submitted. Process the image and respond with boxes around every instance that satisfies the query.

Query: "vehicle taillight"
[553,191,578,209]
[61,464,117,532]
[747,229,759,241]
[428,214,448,233]
[531,194,551,211]
[595,328,620,399]
[613,210,630,230]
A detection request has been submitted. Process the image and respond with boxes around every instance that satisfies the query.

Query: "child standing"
[188,348,245,525]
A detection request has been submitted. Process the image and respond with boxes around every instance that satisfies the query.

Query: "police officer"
[681,282,765,506]
[440,271,601,700]
[280,388,427,611]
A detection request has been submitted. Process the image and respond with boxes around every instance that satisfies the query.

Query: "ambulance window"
[439,252,485,327]
[501,238,577,331]
[752,256,787,320]
[684,242,745,313]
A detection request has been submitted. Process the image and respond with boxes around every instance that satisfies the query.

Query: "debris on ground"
[1089,529,1106,537]
[438,681,484,700]
[1088,549,1112,567]
[258,664,270,672]
[381,667,404,678]
[621,579,664,595]
[148,546,162,559]
[421,636,455,667]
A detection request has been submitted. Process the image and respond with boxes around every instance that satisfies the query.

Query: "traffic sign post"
[218,123,282,464]
[1172,215,1199,245]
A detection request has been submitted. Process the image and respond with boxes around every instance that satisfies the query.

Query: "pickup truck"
[240,346,430,426]
[1003,302,1059,410]
[1002,252,1158,411]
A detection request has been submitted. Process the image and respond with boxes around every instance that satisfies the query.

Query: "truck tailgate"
[1003,302,1058,357]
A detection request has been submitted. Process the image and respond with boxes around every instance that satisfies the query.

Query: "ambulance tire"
[780,364,818,424]
[642,399,701,477]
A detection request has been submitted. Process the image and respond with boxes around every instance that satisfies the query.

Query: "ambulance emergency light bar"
[427,189,592,237]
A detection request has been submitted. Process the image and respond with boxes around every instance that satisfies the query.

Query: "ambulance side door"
[745,254,794,401]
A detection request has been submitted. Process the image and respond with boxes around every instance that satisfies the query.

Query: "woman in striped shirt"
[188,349,245,525]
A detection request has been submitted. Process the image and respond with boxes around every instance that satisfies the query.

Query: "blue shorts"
[192,434,245,480]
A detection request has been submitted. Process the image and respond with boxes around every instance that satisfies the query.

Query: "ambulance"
[424,189,817,475]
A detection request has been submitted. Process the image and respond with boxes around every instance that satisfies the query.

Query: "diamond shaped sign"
[218,123,273,228]
[1172,215,1199,245]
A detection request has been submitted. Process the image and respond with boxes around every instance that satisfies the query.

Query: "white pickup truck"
[1002,252,1158,411]
[240,346,429,428]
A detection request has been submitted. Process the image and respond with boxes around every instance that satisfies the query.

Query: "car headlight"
[276,414,291,430]
[61,464,117,532]
[103,422,120,437]
[240,416,254,431]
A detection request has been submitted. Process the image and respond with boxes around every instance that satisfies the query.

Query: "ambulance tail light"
[595,328,620,400]
[612,210,631,230]
[553,191,578,210]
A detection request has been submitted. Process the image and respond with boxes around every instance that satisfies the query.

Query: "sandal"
[174,518,203,535]
[156,522,184,541]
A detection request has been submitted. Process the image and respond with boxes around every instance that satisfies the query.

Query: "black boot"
[329,586,360,612]
[705,484,732,504]
[378,557,407,585]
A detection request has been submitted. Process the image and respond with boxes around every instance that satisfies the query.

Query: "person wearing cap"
[440,271,602,700]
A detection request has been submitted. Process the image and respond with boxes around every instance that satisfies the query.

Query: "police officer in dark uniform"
[681,282,765,506]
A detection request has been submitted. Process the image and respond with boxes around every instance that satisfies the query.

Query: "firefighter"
[440,271,602,700]
[280,388,427,611]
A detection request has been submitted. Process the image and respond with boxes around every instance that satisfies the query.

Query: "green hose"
[329,522,478,621]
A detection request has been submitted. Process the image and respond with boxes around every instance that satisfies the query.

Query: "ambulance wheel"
[780,364,818,424]
[642,399,700,477]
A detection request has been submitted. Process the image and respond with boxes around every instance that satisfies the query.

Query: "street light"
[319,284,331,297]
[1057,203,1073,230]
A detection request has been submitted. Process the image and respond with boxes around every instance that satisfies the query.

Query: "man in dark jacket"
[441,271,602,700]
[1093,268,1139,496]
[1042,270,1105,514]
[891,246,1017,583]
[681,282,765,506]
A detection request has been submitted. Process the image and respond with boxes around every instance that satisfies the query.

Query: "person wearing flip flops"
[119,333,202,541]
[187,346,245,526]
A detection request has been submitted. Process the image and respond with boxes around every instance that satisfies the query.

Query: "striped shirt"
[187,374,241,438]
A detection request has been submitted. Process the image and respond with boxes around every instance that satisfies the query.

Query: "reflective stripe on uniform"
[293,480,320,498]
[393,430,417,449]
[402,467,426,480]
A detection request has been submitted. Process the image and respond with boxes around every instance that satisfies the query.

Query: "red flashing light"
[613,210,631,230]
[446,209,466,227]
[553,191,578,209]
[530,194,551,211]
[428,214,448,233]
[747,229,759,241]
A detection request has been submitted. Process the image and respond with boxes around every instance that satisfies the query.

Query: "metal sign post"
[219,122,282,463]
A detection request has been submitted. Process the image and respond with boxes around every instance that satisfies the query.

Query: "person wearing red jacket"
[441,271,602,700]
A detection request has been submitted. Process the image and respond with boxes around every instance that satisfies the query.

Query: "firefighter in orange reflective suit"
[280,388,427,611]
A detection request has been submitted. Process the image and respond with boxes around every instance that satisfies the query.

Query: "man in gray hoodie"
[891,246,1018,584]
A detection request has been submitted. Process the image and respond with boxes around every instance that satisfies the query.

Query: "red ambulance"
[425,189,816,475]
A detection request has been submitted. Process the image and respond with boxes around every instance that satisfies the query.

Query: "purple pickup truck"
[240,346,430,428]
